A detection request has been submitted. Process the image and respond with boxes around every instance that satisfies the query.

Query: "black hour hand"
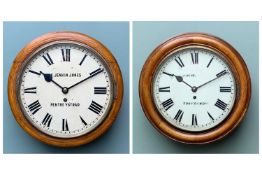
[40,71,52,82]
[40,71,63,90]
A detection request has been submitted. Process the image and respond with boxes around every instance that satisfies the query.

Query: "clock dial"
[153,46,236,132]
[18,41,113,138]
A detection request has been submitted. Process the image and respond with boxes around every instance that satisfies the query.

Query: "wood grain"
[8,31,124,147]
[139,33,251,144]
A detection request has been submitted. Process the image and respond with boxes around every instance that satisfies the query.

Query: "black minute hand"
[68,68,104,90]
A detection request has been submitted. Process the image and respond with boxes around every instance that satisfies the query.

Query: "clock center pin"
[62,87,69,94]
[192,86,197,92]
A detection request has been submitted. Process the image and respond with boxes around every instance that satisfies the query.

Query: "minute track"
[152,46,236,132]
[17,41,114,139]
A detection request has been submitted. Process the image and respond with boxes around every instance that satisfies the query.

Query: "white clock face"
[153,46,236,132]
[18,41,113,138]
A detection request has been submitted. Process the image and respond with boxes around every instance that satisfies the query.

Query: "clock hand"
[40,71,66,93]
[196,70,228,90]
[68,68,104,90]
[174,75,193,88]
[166,73,193,89]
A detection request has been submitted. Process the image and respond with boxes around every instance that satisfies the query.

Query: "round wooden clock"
[8,31,123,147]
[139,33,251,144]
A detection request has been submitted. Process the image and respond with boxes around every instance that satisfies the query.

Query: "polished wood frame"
[8,32,123,147]
[139,33,251,144]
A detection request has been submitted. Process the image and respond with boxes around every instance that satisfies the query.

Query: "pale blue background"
[3,22,129,153]
[133,21,259,154]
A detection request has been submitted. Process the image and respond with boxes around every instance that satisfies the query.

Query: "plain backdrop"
[133,21,259,154]
[3,21,129,153]
[1,1,262,175]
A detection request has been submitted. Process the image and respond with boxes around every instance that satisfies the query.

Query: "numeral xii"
[62,49,70,62]
[191,52,198,64]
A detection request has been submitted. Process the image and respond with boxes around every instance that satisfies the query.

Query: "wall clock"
[8,31,123,147]
[139,33,251,144]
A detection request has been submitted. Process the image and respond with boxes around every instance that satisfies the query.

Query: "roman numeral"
[192,114,197,126]
[207,112,214,121]
[62,119,69,131]
[88,101,103,114]
[79,54,87,66]
[163,71,174,77]
[174,109,183,122]
[90,68,103,77]
[28,100,41,115]
[215,99,227,110]
[24,87,37,94]
[191,52,199,64]
[80,116,87,126]
[159,86,170,92]
[220,86,232,92]
[29,70,41,76]
[207,56,214,68]
[42,113,52,127]
[42,53,54,65]
[161,98,174,111]
[216,70,227,78]
[94,87,107,94]
[61,49,70,62]
[175,57,184,68]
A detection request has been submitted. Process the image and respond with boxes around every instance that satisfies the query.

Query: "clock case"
[139,33,251,144]
[8,32,123,147]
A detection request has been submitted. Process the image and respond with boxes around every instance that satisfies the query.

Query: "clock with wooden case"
[139,33,251,144]
[8,32,123,147]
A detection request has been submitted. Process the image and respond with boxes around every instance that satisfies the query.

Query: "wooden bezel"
[139,33,251,144]
[8,31,123,147]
